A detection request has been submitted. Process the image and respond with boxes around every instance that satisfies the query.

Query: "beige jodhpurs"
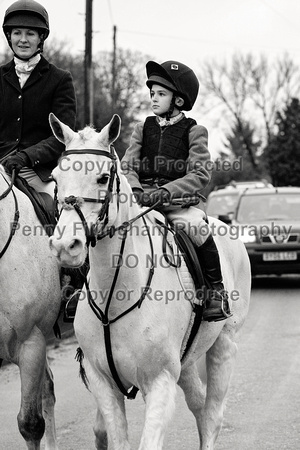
[141,183,210,247]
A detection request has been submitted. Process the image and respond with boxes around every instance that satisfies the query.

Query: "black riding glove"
[3,152,30,175]
[142,189,171,208]
[131,188,148,205]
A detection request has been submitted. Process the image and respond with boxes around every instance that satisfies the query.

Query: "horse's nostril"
[70,239,81,249]
[68,239,84,256]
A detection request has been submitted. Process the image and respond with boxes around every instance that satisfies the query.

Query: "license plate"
[263,252,297,261]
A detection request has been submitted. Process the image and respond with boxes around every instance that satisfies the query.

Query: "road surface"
[1,275,300,449]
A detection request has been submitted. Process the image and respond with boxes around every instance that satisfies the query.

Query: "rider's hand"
[144,189,171,208]
[132,188,148,205]
[3,152,30,175]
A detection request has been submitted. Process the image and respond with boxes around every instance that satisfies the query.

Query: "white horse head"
[49,113,136,268]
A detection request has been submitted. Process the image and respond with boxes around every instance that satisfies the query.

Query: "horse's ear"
[49,113,75,145]
[108,114,121,144]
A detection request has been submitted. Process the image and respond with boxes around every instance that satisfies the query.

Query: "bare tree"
[45,42,151,157]
[248,53,300,144]
[198,52,300,168]
[92,48,151,158]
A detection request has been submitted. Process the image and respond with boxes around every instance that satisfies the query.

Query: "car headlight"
[229,225,257,243]
[239,229,257,244]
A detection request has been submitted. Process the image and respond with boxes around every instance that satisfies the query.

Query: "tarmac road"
[1,275,300,449]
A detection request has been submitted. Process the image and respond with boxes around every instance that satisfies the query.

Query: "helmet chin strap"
[162,93,176,121]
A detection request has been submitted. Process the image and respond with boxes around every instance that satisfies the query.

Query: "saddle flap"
[174,229,204,291]
[14,176,56,235]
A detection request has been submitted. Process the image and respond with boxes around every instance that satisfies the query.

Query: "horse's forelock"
[78,126,97,142]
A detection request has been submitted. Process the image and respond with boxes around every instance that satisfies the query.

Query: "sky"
[1,0,300,155]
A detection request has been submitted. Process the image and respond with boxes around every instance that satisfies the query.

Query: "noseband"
[55,147,119,248]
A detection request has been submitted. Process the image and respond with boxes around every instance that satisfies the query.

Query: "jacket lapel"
[2,60,21,92]
[22,56,50,90]
[2,56,50,92]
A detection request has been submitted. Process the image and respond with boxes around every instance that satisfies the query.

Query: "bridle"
[55,146,165,246]
[55,147,120,248]
[0,170,20,259]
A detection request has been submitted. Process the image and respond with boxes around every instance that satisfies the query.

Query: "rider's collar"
[157,112,184,128]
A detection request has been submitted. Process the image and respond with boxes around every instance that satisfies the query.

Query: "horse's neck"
[89,210,156,288]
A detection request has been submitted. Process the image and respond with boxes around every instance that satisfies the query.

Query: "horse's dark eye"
[97,175,109,185]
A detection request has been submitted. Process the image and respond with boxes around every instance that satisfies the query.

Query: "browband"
[61,149,116,160]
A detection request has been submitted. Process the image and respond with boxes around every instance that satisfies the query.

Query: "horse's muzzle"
[49,235,87,268]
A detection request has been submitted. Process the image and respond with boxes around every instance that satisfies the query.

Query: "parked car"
[222,187,300,276]
[206,180,272,220]
[206,187,241,219]
[227,179,273,189]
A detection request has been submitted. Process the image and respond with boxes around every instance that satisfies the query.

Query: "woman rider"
[0,0,76,198]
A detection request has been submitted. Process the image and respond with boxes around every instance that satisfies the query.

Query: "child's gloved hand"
[146,189,171,207]
[132,188,148,205]
[3,152,30,175]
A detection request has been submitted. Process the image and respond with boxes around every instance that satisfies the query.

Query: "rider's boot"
[195,234,232,322]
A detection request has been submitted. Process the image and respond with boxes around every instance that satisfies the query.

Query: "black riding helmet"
[2,0,49,54]
[146,60,199,111]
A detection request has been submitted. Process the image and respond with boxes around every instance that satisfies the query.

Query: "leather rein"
[0,170,20,259]
[56,146,164,399]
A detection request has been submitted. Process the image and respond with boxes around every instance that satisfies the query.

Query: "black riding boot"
[195,235,232,322]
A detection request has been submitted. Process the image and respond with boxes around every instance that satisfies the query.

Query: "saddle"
[173,229,204,291]
[14,175,56,236]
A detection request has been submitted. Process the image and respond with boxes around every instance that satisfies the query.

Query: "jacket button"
[17,117,21,121]
[16,138,19,142]
[18,95,22,99]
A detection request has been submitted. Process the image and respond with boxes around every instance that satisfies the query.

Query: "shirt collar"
[157,112,185,127]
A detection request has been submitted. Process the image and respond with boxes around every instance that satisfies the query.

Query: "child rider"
[121,60,232,322]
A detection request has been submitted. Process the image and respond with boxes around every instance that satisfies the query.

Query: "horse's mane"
[76,125,112,154]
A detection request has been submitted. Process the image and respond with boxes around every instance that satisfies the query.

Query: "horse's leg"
[84,359,130,450]
[42,359,59,450]
[139,369,177,450]
[17,327,47,450]
[93,407,108,450]
[200,330,238,450]
[178,362,206,448]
